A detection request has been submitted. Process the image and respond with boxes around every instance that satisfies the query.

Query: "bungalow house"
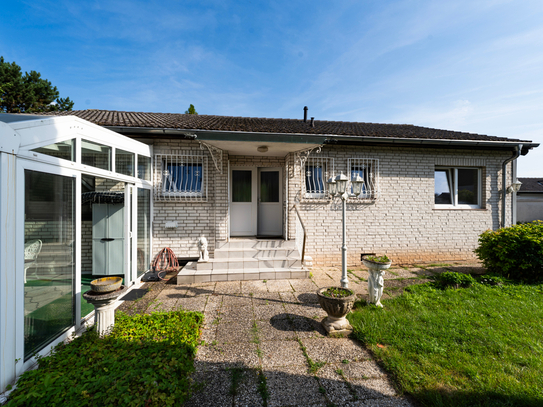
[0,110,538,392]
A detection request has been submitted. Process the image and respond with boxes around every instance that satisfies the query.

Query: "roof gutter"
[105,126,539,153]
[501,144,522,228]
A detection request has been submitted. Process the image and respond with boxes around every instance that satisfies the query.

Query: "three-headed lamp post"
[327,172,365,288]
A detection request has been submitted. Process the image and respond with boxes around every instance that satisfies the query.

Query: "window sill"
[433,206,486,210]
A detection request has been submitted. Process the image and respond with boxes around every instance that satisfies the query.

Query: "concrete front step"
[195,257,302,271]
[216,239,297,250]
[177,261,309,284]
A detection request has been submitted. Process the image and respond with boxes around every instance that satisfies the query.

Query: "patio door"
[230,168,257,236]
[257,168,282,237]
[230,167,282,237]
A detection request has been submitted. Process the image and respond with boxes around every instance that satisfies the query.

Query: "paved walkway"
[117,263,481,407]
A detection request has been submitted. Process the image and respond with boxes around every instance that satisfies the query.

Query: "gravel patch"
[253,304,288,321]
[259,340,307,368]
[197,342,260,369]
[301,338,371,363]
[264,365,328,407]
[257,319,297,341]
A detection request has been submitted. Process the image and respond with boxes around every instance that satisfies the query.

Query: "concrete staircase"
[177,238,310,284]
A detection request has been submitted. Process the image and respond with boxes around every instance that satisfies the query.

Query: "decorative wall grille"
[302,156,334,200]
[347,158,380,199]
[154,151,208,202]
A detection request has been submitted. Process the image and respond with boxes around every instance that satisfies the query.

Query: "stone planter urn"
[362,256,392,308]
[317,287,356,337]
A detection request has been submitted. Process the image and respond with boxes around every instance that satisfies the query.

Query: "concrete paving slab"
[197,342,260,369]
[241,280,269,294]
[233,368,265,407]
[203,294,222,313]
[301,338,372,363]
[288,278,318,293]
[339,360,387,379]
[256,319,297,341]
[279,291,299,304]
[316,364,355,405]
[145,298,178,313]
[184,368,232,407]
[264,365,328,407]
[266,279,294,293]
[253,303,288,321]
[290,317,327,339]
[283,302,327,320]
[349,377,400,400]
[222,293,254,308]
[215,281,243,294]
[216,321,255,344]
[176,296,208,312]
[259,340,307,368]
[219,305,254,323]
[252,292,282,306]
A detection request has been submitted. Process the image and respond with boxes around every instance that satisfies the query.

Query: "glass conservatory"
[0,114,152,392]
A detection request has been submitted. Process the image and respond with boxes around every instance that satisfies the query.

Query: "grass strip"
[7,310,203,407]
[348,281,543,407]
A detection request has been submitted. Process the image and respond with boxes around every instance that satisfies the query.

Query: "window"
[303,157,333,199]
[31,139,75,161]
[155,153,207,201]
[115,148,135,176]
[137,155,151,181]
[435,167,481,208]
[81,139,111,171]
[348,158,379,199]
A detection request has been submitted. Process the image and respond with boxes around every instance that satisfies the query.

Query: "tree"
[0,56,74,113]
[184,104,198,115]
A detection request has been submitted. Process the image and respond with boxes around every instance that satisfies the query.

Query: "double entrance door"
[230,167,283,237]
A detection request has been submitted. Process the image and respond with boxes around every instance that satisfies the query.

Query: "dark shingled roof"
[40,109,533,144]
[518,178,543,193]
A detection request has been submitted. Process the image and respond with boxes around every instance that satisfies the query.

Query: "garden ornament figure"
[198,236,209,262]
[368,270,386,307]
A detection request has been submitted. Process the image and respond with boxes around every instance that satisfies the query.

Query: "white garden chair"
[24,240,42,283]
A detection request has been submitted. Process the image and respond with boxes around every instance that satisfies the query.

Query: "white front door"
[230,168,257,236]
[257,168,282,237]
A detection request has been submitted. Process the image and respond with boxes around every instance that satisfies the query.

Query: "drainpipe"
[501,144,522,228]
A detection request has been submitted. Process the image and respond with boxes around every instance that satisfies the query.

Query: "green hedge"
[475,221,543,282]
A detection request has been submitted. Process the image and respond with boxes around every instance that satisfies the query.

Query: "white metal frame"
[347,157,380,200]
[302,156,334,200]
[434,167,482,209]
[154,151,207,202]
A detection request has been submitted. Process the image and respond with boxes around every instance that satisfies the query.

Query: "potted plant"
[362,255,392,308]
[316,286,356,336]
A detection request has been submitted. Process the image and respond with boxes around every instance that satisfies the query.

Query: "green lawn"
[348,280,543,407]
[8,310,203,407]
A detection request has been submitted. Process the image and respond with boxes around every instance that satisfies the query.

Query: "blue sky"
[2,0,542,175]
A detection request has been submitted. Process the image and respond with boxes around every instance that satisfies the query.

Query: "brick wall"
[287,145,512,265]
[149,139,514,266]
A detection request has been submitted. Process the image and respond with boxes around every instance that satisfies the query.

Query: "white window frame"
[303,157,334,200]
[155,152,207,202]
[348,158,380,199]
[434,167,482,209]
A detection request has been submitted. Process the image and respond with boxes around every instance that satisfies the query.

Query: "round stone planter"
[316,287,356,337]
[362,257,392,308]
[83,285,128,336]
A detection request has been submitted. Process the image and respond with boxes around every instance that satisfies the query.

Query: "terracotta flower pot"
[317,287,356,336]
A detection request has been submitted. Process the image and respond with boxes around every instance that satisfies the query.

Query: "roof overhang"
[106,126,539,156]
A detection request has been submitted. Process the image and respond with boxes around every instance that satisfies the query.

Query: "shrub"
[475,221,543,282]
[431,271,476,289]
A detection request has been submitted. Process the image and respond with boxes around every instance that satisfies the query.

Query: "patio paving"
[114,262,480,406]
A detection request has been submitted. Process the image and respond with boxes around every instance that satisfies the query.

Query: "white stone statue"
[368,269,386,307]
[198,236,209,262]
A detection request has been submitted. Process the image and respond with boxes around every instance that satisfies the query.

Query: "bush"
[475,221,543,282]
[431,271,476,289]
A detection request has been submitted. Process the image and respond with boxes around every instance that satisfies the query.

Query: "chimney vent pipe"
[310,117,315,127]
[303,106,308,122]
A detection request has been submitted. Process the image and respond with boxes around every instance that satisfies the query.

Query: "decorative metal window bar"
[347,158,380,199]
[154,151,207,202]
[303,156,334,200]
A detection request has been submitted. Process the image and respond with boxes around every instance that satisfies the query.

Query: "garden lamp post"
[327,172,365,288]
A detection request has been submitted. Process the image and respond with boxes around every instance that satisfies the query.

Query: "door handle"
[100,238,115,242]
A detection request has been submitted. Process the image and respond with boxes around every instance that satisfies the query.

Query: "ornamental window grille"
[154,152,207,202]
[348,158,379,199]
[303,157,334,199]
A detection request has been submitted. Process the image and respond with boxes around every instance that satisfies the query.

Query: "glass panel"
[232,170,252,202]
[435,170,453,205]
[458,169,479,205]
[116,149,134,177]
[137,155,151,181]
[81,139,111,171]
[260,171,279,203]
[164,163,203,193]
[305,165,325,194]
[32,139,75,161]
[351,165,368,195]
[24,170,75,360]
[137,188,151,277]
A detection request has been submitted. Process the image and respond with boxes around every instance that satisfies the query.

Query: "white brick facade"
[149,138,514,266]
